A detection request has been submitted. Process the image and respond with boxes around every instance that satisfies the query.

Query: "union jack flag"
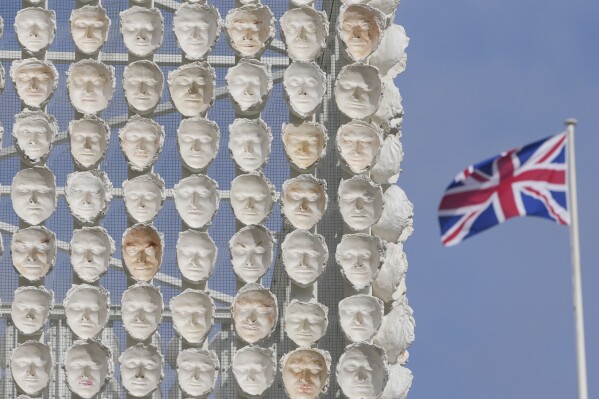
[439,132,570,246]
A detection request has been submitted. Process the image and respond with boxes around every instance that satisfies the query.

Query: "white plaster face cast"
[0,63,5,95]
[339,295,384,343]
[284,62,326,118]
[368,24,409,78]
[337,343,388,399]
[11,226,56,281]
[168,62,216,117]
[11,167,57,225]
[370,134,403,185]
[67,60,115,114]
[119,116,165,171]
[65,170,112,225]
[123,173,165,223]
[282,229,328,287]
[334,64,382,119]
[121,283,163,341]
[69,116,110,170]
[291,0,316,5]
[338,176,383,231]
[225,5,275,58]
[372,185,414,243]
[11,59,58,109]
[232,346,276,397]
[174,3,221,60]
[344,0,402,20]
[226,59,272,115]
[285,301,328,347]
[336,234,384,290]
[177,230,217,283]
[232,284,278,344]
[177,349,219,398]
[230,173,275,226]
[123,61,164,115]
[338,4,384,61]
[228,118,272,172]
[119,344,164,397]
[177,117,219,173]
[171,289,214,344]
[64,340,112,399]
[12,286,54,335]
[281,7,329,62]
[281,348,331,399]
[230,225,274,284]
[371,76,404,133]
[281,175,328,230]
[373,301,415,365]
[120,7,163,57]
[70,226,115,283]
[282,122,327,171]
[381,364,413,399]
[15,8,56,54]
[70,5,111,55]
[122,224,164,282]
[13,110,58,166]
[373,242,407,303]
[174,175,220,229]
[11,341,53,396]
[64,284,110,339]
[337,121,383,174]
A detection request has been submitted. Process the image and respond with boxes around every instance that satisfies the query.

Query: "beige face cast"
[225,5,274,58]
[70,5,110,55]
[281,348,331,399]
[232,284,278,344]
[121,284,163,341]
[11,226,56,281]
[338,4,384,61]
[15,8,56,55]
[282,122,327,171]
[122,224,163,282]
[281,175,328,230]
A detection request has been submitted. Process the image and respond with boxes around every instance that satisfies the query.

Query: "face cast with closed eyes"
[122,225,163,282]
[123,61,164,115]
[226,6,274,58]
[119,117,164,171]
[233,346,275,396]
[233,285,277,344]
[12,286,53,335]
[281,349,330,399]
[337,344,387,399]
[123,174,165,224]
[230,174,274,226]
[174,175,219,229]
[171,290,214,344]
[11,227,56,281]
[177,230,217,283]
[69,117,110,169]
[70,227,115,283]
[230,225,274,284]
[174,4,221,60]
[65,171,112,224]
[178,117,219,173]
[285,301,328,347]
[169,63,215,117]
[339,295,383,343]
[284,62,326,118]
[11,342,52,396]
[282,122,327,171]
[282,176,328,230]
[226,60,271,115]
[338,177,384,231]
[282,230,327,287]
[64,340,112,399]
[281,8,328,62]
[121,285,163,341]
[229,119,272,172]
[119,344,163,397]
[336,234,383,290]
[11,167,56,225]
[70,6,110,55]
[64,285,110,339]
[177,349,219,397]
[335,65,382,119]
[13,110,57,165]
[15,8,56,54]
[339,5,382,61]
[337,121,382,174]
[11,59,58,109]
[67,60,115,114]
[120,7,163,57]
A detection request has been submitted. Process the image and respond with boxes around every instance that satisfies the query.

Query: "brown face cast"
[233,289,277,344]
[282,350,329,399]
[122,226,162,281]
[340,6,381,61]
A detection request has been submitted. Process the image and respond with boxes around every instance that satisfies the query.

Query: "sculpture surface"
[370,134,403,184]
[120,7,163,57]
[371,185,414,243]
[373,300,415,364]
[11,341,52,396]
[338,4,384,61]
[232,345,276,397]
[228,118,272,173]
[123,173,165,224]
[168,62,215,117]
[373,242,407,303]
[11,167,57,225]
[176,230,217,283]
[285,300,328,347]
[70,5,110,55]
[174,174,220,229]
[336,343,388,399]
[11,58,58,109]
[281,175,328,230]
[15,8,56,54]
[69,116,110,170]
[119,116,165,171]
[171,289,214,344]
[282,229,328,287]
[230,173,275,226]
[336,233,384,290]
[177,117,220,173]
[67,59,115,115]
[13,110,58,166]
[337,120,383,174]
[225,4,275,58]
[334,63,382,119]
[371,76,404,133]
[281,7,328,62]
[64,284,110,339]
[339,295,384,342]
[174,3,221,60]
[230,225,275,284]
[70,226,115,283]
[11,226,56,281]
[119,343,164,397]
[232,283,277,344]
[281,348,331,399]
[177,349,219,398]
[338,176,384,231]
[12,286,54,335]
[122,224,164,282]
[284,61,326,118]
[65,170,112,225]
[226,59,272,115]
[121,283,163,341]
[282,121,327,171]
[64,339,112,399]
[381,364,413,399]
[123,60,164,115]
[368,24,409,78]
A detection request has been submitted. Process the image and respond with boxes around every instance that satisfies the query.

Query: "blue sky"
[398,0,599,397]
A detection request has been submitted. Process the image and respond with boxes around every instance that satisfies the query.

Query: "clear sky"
[397,0,599,397]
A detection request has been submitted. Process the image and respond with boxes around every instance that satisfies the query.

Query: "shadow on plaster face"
[282,121,327,172]
[228,118,272,173]
[11,59,58,109]
[64,284,110,339]
[63,339,113,399]
[173,174,220,229]
[229,225,275,284]
[371,185,414,243]
[232,345,276,397]
[232,283,278,344]
[336,120,383,175]
[11,286,54,335]
[282,229,328,287]
[65,170,113,225]
[284,300,329,347]
[10,226,56,282]
[177,348,219,398]
[123,60,164,115]
[336,233,385,291]
[338,175,384,231]
[338,4,385,62]
[281,175,328,230]
[120,7,163,57]
[119,116,165,172]
[334,63,382,120]
[168,62,216,117]
[280,7,329,62]
[226,59,272,116]
[336,343,389,399]
[339,295,384,343]
[122,224,164,282]
[11,341,53,396]
[15,8,56,55]
[119,343,164,397]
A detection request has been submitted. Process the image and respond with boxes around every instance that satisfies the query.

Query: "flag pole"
[565,118,588,399]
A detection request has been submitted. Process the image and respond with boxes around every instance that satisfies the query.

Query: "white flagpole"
[565,118,588,399]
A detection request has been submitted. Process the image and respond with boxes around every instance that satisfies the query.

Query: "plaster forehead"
[373,301,415,364]
[371,185,414,243]
[290,0,316,5]
[119,7,164,57]
[67,59,116,114]
[337,120,383,174]
[14,285,54,307]
[11,58,59,109]
[177,348,219,369]
[71,226,115,260]
[282,121,328,171]
[370,134,403,185]
[170,288,214,314]
[64,283,110,308]
[368,24,409,78]
[70,5,111,54]
[14,8,57,54]
[122,223,164,255]
[229,118,273,144]
[338,4,385,61]
[334,63,383,119]
[280,7,329,62]
[280,348,332,396]
[225,4,275,58]
[281,229,328,258]
[122,282,162,306]
[336,343,389,398]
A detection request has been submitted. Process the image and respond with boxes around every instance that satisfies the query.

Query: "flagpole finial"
[565,118,578,126]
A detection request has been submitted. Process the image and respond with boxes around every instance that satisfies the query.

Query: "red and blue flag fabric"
[439,132,570,247]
